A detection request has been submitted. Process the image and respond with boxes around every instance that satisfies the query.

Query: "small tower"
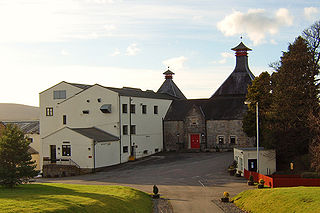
[157,67,186,100]
[211,42,255,97]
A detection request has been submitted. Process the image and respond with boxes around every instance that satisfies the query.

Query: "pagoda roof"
[231,42,252,51]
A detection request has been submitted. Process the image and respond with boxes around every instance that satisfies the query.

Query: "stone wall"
[163,121,184,151]
[206,120,254,149]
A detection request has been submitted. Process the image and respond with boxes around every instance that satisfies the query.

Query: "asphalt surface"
[39,152,252,213]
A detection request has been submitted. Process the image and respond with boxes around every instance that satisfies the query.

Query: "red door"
[190,134,200,149]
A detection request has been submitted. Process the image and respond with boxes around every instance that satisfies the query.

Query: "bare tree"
[303,20,320,66]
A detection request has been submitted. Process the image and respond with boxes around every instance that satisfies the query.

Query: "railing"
[43,158,80,169]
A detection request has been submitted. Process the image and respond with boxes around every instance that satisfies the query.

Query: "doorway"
[50,145,56,163]
[190,134,200,149]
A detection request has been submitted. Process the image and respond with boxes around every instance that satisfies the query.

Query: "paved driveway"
[39,152,251,213]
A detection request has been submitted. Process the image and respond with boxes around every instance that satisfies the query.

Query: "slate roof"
[68,83,92,90]
[203,95,247,120]
[231,42,252,51]
[164,99,208,121]
[71,127,119,142]
[3,121,39,134]
[157,79,187,100]
[104,86,177,100]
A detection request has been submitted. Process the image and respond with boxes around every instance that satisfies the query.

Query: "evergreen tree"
[243,72,272,148]
[0,124,38,188]
[270,36,319,165]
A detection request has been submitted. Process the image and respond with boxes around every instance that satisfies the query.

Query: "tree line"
[243,20,320,171]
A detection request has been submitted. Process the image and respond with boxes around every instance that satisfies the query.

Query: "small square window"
[142,105,147,114]
[130,104,135,114]
[122,104,128,113]
[53,90,66,99]
[46,107,53,116]
[154,106,158,114]
[218,136,224,144]
[123,125,128,135]
[130,125,136,135]
[62,145,71,156]
[123,146,128,153]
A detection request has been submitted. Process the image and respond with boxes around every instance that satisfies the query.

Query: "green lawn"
[233,187,320,213]
[0,183,152,213]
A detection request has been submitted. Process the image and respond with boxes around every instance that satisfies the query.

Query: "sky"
[0,0,319,107]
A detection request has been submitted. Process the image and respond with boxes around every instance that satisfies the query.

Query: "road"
[39,152,251,213]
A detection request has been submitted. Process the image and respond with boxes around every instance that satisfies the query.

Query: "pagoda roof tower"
[157,67,187,100]
[211,42,255,97]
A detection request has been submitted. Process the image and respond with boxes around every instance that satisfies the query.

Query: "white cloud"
[126,43,140,56]
[110,48,120,56]
[217,8,293,45]
[212,52,233,64]
[61,49,70,56]
[104,24,116,31]
[162,56,188,71]
[304,7,319,21]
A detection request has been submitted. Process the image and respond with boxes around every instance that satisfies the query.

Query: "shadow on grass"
[0,184,152,213]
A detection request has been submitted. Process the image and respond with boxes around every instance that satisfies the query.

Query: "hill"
[0,103,39,121]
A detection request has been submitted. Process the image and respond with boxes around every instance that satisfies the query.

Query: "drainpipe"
[93,140,96,173]
[118,94,122,164]
[129,97,132,156]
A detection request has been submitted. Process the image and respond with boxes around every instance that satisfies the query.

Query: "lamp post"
[244,101,259,173]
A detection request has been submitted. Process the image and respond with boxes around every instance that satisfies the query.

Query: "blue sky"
[0,0,319,106]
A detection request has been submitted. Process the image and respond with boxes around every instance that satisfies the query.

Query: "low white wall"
[95,141,120,168]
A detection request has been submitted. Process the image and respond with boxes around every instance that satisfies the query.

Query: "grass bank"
[0,183,152,213]
[233,187,320,213]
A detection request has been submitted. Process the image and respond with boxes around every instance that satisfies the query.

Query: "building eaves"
[70,127,119,142]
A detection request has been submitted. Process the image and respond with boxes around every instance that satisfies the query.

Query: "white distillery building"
[40,81,176,176]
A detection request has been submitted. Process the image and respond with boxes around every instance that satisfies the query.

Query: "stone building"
[163,42,255,151]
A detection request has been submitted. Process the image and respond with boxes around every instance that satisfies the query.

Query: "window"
[122,104,128,113]
[218,136,224,144]
[82,110,89,114]
[53,90,66,99]
[230,136,236,144]
[130,104,135,113]
[154,106,158,114]
[62,145,71,156]
[123,146,128,153]
[46,107,53,116]
[142,105,147,114]
[130,125,136,135]
[123,125,128,135]
[63,115,66,125]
